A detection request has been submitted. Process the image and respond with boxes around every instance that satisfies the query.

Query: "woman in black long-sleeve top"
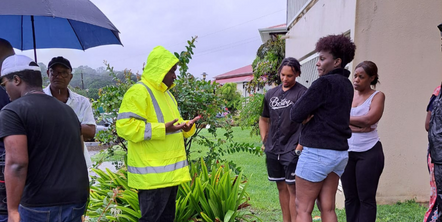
[290,34,356,222]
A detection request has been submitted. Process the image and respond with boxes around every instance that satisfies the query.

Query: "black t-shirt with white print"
[262,83,307,154]
[0,93,89,207]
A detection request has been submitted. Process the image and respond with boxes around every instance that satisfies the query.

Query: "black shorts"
[266,150,299,184]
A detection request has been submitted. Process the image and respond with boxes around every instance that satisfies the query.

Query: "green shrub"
[238,93,265,136]
[86,168,140,222]
[175,159,260,222]
[86,159,260,222]
[217,83,242,115]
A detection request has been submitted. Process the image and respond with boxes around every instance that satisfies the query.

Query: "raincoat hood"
[141,46,178,91]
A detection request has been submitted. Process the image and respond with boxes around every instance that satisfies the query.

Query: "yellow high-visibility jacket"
[116,46,194,190]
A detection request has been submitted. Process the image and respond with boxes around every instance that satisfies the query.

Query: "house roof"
[214,64,253,84]
[258,23,287,43]
[215,75,254,84]
[214,64,253,79]
[267,24,287,29]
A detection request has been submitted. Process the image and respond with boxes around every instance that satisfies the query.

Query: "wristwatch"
[295,150,302,156]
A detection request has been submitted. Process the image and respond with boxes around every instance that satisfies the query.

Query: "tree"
[217,82,241,115]
[92,65,136,148]
[238,35,285,136]
[171,37,262,166]
[91,37,261,171]
[246,35,285,93]
[71,65,99,89]
[88,37,263,222]
[38,62,49,86]
[96,66,106,75]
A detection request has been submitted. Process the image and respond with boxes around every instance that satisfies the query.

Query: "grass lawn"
[191,126,428,222]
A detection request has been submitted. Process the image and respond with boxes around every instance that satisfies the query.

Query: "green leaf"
[116,206,141,219]
[223,210,235,222]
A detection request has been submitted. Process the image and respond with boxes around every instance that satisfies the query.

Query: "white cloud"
[18,0,286,79]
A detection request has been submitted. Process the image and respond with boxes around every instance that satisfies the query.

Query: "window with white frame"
[298,53,319,88]
[297,31,352,88]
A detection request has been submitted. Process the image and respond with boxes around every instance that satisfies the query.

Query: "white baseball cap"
[1,55,40,76]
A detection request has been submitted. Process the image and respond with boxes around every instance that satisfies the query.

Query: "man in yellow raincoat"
[116,46,200,222]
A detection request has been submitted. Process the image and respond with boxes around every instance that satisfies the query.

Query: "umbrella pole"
[31,16,37,62]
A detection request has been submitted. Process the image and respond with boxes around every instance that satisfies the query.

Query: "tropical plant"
[176,158,260,222]
[86,167,140,222]
[86,159,260,222]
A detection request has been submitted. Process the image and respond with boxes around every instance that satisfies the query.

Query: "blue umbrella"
[0,0,122,62]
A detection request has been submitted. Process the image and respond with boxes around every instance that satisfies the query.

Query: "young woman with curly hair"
[290,34,356,222]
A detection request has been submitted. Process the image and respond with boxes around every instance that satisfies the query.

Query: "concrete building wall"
[285,0,442,206]
[354,0,442,204]
[286,0,357,60]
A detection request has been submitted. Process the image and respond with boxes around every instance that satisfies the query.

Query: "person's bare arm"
[81,124,96,140]
[81,135,85,153]
[4,135,28,222]
[350,92,386,128]
[426,111,431,132]
[349,124,375,133]
[259,116,270,143]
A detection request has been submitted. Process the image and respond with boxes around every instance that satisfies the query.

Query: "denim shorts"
[295,146,348,182]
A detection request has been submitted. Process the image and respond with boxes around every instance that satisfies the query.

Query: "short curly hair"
[315,34,356,68]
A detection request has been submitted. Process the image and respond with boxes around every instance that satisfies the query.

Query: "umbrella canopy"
[0,0,122,61]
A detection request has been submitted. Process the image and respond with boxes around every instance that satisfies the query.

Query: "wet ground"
[86,142,119,172]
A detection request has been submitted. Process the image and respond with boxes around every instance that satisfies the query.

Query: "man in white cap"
[0,55,89,222]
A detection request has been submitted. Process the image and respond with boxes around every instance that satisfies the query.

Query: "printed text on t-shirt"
[269,97,293,109]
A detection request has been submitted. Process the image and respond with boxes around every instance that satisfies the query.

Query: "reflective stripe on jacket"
[116,46,194,190]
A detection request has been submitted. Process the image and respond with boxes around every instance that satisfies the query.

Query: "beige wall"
[286,0,442,206]
[286,0,356,59]
[354,0,442,204]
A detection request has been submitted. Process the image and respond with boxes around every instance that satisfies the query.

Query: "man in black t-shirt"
[259,57,306,222]
[0,55,89,222]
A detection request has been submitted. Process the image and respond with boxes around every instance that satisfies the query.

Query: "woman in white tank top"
[341,61,386,222]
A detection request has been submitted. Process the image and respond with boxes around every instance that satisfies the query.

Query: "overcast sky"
[18,0,286,80]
